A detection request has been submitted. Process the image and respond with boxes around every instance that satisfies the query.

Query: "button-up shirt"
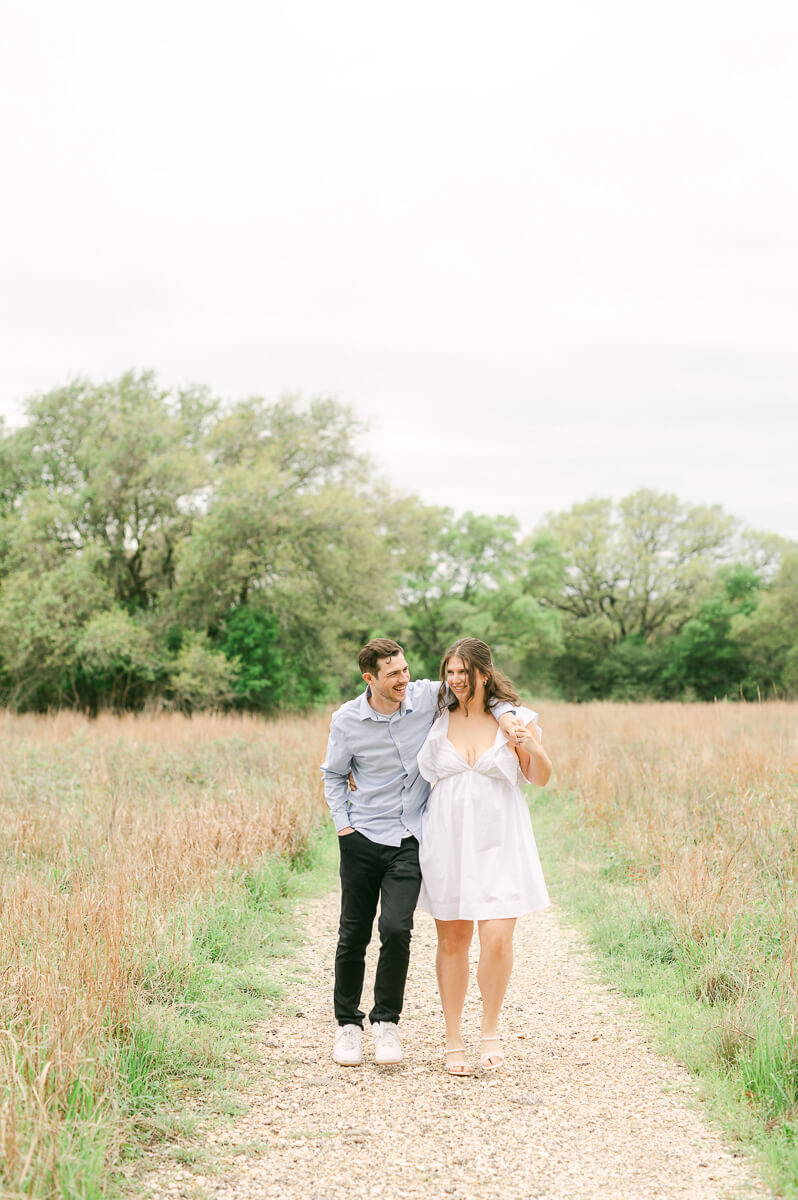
[321,680,513,846]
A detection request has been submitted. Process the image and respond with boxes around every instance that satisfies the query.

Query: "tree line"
[0,372,794,712]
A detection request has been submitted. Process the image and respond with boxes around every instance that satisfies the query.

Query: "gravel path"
[142,890,770,1200]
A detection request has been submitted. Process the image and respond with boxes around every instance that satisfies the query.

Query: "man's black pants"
[334,830,422,1028]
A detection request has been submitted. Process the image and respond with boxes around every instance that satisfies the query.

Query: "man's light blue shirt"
[321,680,513,846]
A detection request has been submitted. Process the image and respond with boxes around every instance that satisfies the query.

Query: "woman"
[416,638,552,1075]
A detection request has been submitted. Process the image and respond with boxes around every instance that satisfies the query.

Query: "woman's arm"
[514,720,552,786]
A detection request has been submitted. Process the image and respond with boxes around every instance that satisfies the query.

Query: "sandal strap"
[444,1046,466,1054]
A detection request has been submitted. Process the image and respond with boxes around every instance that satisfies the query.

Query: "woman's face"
[446,654,485,702]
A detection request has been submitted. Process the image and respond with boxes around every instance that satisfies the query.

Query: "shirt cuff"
[332,810,353,833]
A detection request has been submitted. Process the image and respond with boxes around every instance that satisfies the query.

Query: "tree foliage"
[394,509,561,686]
[0,374,394,710]
[0,373,794,710]
[537,490,736,640]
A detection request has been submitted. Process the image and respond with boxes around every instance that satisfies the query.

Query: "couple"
[321,636,552,1076]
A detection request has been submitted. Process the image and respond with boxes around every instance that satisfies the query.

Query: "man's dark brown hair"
[358,638,404,677]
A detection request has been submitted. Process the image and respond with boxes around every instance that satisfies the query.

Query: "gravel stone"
[141,890,771,1200]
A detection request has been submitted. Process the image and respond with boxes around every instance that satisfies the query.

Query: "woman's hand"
[515,724,540,752]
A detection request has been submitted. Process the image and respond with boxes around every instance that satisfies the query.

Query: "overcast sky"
[2,1,796,538]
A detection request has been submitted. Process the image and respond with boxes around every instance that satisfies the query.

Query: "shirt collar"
[359,685,414,720]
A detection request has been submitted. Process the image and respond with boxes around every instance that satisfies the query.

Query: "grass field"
[529,699,798,1196]
[0,710,331,1199]
[1,701,795,1198]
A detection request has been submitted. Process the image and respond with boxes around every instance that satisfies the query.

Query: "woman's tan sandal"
[444,1047,473,1076]
[479,1036,505,1071]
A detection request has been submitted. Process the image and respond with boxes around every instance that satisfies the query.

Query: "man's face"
[364,652,410,706]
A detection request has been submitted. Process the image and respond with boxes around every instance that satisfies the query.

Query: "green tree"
[397,510,562,684]
[174,395,395,704]
[1,371,793,712]
[221,606,288,712]
[0,553,113,709]
[591,635,665,700]
[5,371,210,608]
[534,490,740,698]
[731,551,798,697]
[659,565,762,700]
[0,379,405,711]
[75,608,164,712]
[538,490,737,641]
[168,633,237,713]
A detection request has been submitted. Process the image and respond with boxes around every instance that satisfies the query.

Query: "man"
[321,638,520,1067]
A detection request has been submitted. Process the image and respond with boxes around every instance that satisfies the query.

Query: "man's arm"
[320,720,356,833]
[494,706,523,744]
[514,718,552,785]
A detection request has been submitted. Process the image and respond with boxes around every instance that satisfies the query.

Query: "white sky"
[1,0,796,537]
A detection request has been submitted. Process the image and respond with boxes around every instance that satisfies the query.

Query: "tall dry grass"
[3,701,796,1193]
[538,700,796,943]
[535,699,798,1147]
[0,710,330,1197]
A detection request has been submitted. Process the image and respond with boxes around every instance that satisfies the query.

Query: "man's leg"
[370,836,422,1025]
[334,831,381,1027]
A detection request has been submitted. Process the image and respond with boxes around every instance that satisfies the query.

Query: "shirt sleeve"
[412,678,444,709]
[489,698,517,718]
[517,705,542,740]
[320,717,354,832]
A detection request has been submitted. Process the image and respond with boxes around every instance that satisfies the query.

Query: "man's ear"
[362,672,372,687]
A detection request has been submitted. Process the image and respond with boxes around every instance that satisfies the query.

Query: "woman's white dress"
[416,706,549,921]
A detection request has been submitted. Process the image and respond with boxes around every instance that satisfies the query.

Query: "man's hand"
[338,826,356,836]
[497,712,524,745]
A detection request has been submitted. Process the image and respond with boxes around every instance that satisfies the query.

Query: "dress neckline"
[443,710,502,768]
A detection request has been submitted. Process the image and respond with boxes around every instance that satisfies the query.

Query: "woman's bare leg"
[477,918,516,1065]
[435,918,473,1071]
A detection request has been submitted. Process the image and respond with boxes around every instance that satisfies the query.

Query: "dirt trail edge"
[142,891,771,1200]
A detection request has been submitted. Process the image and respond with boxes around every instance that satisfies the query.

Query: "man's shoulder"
[329,695,363,727]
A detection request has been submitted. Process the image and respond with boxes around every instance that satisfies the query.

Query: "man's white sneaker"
[333,1023,363,1066]
[372,1021,403,1065]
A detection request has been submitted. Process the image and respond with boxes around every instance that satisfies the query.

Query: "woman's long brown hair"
[437,638,520,715]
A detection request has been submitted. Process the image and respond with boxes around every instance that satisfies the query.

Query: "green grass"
[531,787,798,1198]
[101,826,338,1195]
